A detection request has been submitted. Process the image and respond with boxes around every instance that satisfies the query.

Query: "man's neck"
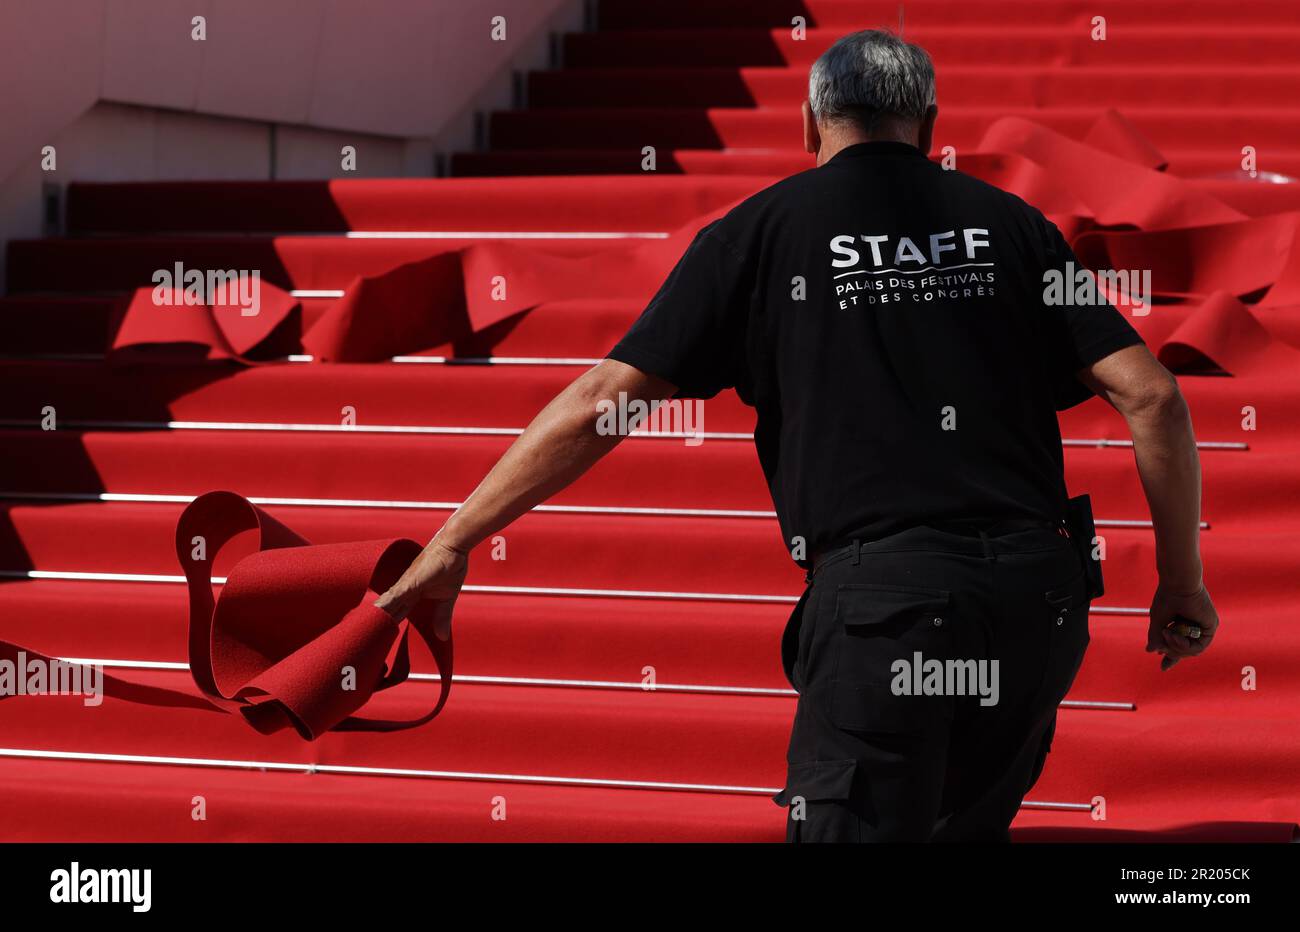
[816,124,921,166]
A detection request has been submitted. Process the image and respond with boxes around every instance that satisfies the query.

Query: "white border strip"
[2,355,605,367]
[0,747,775,795]
[29,420,753,440]
[69,657,795,698]
[0,419,1250,449]
[1064,438,1248,451]
[0,747,1092,810]
[384,356,602,366]
[0,491,777,520]
[0,569,1154,614]
[0,492,1192,528]
[55,657,1136,709]
[286,355,603,366]
[0,571,796,603]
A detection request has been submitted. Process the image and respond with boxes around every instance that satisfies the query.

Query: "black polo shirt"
[607,141,1144,561]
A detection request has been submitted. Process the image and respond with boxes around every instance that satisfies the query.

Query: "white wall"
[0,0,584,283]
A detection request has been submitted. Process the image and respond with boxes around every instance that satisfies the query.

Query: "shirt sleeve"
[606,220,753,400]
[1040,219,1146,410]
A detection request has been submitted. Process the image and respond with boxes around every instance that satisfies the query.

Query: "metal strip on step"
[0,491,1194,528]
[0,747,1095,811]
[48,657,1137,709]
[0,418,1250,450]
[0,569,1153,614]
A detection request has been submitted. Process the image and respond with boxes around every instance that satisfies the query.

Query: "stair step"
[65,176,761,236]
[0,496,1292,608]
[0,357,1277,440]
[563,27,1300,69]
[593,0,1300,30]
[487,106,1297,154]
[529,66,1300,110]
[0,755,779,842]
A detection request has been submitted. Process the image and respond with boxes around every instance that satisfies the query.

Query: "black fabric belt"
[810,518,1062,575]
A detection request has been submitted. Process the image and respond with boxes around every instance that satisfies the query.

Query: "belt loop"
[851,538,861,566]
[979,529,994,560]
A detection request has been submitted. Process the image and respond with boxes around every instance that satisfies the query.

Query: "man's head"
[803,29,938,164]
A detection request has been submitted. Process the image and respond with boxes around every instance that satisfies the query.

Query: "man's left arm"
[373,359,675,627]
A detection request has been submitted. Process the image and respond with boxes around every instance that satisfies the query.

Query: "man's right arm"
[1078,344,1220,669]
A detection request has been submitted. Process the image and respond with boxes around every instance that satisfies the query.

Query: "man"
[376,30,1219,842]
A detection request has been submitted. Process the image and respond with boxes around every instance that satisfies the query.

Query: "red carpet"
[1,0,1298,841]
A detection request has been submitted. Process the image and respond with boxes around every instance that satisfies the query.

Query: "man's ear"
[918,105,938,155]
[802,100,821,156]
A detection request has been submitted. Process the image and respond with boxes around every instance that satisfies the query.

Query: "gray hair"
[808,30,936,128]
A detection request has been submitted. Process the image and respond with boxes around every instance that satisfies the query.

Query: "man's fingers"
[374,587,415,622]
[1146,619,1169,652]
[433,596,456,642]
[1161,627,1194,655]
[375,585,460,638]
[1156,620,1215,669]
[1149,590,1218,669]
[1160,626,1213,658]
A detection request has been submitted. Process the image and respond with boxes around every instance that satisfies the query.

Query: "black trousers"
[775,524,1091,842]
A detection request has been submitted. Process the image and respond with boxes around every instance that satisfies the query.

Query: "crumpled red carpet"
[0,0,1297,841]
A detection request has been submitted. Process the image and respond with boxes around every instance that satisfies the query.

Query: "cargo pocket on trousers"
[772,759,858,807]
[830,584,955,734]
[774,760,864,843]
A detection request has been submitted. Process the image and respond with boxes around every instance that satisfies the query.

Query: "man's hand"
[374,538,468,638]
[1147,583,1219,671]
[370,358,675,639]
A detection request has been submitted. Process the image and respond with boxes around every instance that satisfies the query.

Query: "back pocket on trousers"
[830,584,955,734]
